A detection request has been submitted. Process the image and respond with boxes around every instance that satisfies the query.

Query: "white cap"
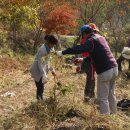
[122,47,130,59]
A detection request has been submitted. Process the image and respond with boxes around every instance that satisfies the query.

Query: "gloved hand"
[51,70,57,77]
[73,58,83,65]
[56,51,63,56]
[42,76,48,84]
[76,65,81,73]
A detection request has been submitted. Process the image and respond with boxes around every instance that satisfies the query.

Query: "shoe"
[84,96,90,103]
[93,98,99,105]
[90,98,98,104]
[37,94,43,101]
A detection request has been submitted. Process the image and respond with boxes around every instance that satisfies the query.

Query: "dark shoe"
[88,98,99,104]
[84,96,90,103]
[37,94,43,101]
[93,98,99,105]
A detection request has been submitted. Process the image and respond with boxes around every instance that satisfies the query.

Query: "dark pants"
[81,59,95,98]
[35,77,44,100]
[117,54,130,71]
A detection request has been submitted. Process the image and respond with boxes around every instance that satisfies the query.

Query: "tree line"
[0,0,130,55]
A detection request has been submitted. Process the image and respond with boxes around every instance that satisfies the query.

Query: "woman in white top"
[30,35,58,100]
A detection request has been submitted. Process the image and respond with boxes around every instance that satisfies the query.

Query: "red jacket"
[80,36,90,58]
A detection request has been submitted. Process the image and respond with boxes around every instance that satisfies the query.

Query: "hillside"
[0,50,130,130]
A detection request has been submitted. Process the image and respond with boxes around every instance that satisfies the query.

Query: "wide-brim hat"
[122,53,130,59]
[122,47,130,59]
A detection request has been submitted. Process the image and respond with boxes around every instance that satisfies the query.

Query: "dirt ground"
[0,55,130,130]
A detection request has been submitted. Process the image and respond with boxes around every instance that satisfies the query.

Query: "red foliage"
[45,3,77,35]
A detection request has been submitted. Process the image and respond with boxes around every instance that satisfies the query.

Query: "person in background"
[74,23,99,101]
[30,35,58,101]
[56,25,118,114]
[117,38,130,71]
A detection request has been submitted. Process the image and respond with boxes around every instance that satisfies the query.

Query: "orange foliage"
[45,3,77,35]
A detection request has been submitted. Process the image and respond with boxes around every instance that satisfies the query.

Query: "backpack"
[117,99,130,110]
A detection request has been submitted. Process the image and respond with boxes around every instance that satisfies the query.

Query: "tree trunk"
[33,28,43,55]
[12,21,17,51]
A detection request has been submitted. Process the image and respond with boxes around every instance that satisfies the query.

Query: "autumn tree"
[0,0,34,51]
[69,0,115,45]
[45,3,77,34]
[71,0,112,28]
[104,0,130,57]
[32,0,78,53]
[1,0,130,55]
[1,0,77,53]
[69,0,130,55]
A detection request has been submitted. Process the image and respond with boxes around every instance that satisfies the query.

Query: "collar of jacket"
[87,33,95,39]
[45,44,50,53]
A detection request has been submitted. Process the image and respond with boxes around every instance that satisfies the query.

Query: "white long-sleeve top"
[30,44,53,83]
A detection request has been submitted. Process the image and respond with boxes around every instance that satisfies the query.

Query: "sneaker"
[89,98,96,104]
[93,98,99,105]
[37,94,43,101]
[84,96,90,103]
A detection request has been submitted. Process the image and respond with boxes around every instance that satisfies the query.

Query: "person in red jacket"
[56,24,118,115]
[80,33,95,101]
[74,23,99,101]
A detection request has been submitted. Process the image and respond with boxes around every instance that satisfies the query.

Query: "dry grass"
[0,53,130,130]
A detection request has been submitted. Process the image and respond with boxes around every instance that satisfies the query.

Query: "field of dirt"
[0,54,130,130]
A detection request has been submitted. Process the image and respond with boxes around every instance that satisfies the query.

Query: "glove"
[76,65,81,73]
[56,51,63,56]
[42,76,48,84]
[42,72,48,84]
[51,70,57,77]
[73,58,83,65]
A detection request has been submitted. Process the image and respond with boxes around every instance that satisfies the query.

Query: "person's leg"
[117,55,125,71]
[81,61,93,98]
[81,61,90,97]
[81,59,95,99]
[35,77,44,100]
[84,62,95,98]
[97,80,110,114]
[97,68,114,114]
[108,67,118,114]
[108,80,117,114]
[88,63,95,98]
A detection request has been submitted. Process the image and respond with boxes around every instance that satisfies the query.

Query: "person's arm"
[46,55,56,76]
[62,39,94,55]
[37,46,47,75]
[48,63,56,76]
